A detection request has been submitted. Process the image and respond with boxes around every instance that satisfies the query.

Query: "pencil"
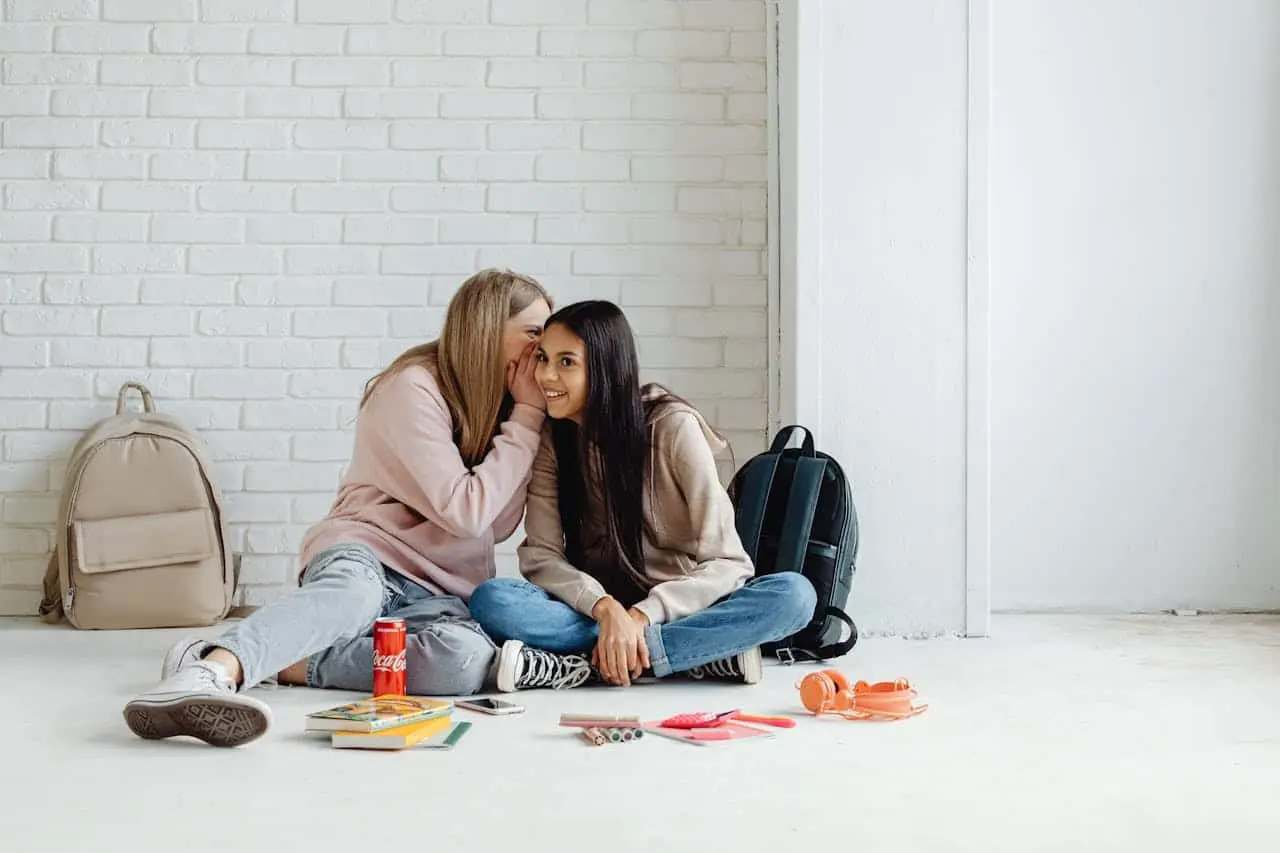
[560,713,640,723]
[580,727,605,746]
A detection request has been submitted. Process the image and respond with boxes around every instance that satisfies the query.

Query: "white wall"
[0,0,771,614]
[784,0,1280,634]
[989,0,1280,612]
[781,1,971,636]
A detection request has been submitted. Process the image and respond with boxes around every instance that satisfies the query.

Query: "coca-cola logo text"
[372,651,406,672]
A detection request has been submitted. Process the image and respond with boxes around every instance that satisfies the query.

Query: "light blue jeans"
[469,573,816,677]
[215,544,496,696]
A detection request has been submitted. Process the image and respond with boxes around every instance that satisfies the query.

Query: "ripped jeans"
[214,544,496,697]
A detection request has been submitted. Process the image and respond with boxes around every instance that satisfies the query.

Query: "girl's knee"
[768,572,818,631]
[468,578,528,635]
[304,547,386,635]
[341,568,385,624]
[405,624,496,697]
[471,577,526,607]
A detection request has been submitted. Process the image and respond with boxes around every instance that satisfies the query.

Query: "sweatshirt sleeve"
[364,367,544,539]
[516,431,610,617]
[631,413,754,626]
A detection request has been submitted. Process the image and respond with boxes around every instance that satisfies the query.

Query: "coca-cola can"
[372,616,407,696]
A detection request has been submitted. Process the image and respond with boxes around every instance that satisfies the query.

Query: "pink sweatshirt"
[297,362,544,600]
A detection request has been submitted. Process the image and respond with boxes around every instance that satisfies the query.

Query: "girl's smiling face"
[534,322,588,424]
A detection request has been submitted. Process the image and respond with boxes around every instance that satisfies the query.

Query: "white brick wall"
[0,0,770,615]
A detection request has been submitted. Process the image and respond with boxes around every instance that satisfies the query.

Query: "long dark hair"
[546,301,658,590]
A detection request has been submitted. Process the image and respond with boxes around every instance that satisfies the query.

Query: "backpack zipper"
[60,441,109,620]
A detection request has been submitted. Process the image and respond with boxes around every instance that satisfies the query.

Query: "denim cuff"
[304,655,322,689]
[645,624,671,678]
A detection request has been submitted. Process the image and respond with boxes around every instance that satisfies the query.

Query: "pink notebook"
[641,720,775,746]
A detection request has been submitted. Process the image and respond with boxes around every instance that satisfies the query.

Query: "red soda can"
[372,617,407,696]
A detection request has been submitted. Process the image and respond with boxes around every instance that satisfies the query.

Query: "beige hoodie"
[517,390,754,625]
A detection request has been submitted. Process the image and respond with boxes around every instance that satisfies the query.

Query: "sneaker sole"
[741,649,763,685]
[123,695,271,748]
[495,640,524,693]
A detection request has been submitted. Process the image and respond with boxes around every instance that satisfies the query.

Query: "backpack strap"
[776,606,858,663]
[774,456,825,574]
[734,455,781,565]
[814,605,858,658]
[38,549,64,624]
[115,381,155,414]
[769,425,815,456]
[226,552,257,619]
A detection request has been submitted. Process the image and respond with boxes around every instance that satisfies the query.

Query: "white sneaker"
[160,637,279,688]
[160,637,211,679]
[687,647,763,685]
[123,660,272,748]
[495,640,594,692]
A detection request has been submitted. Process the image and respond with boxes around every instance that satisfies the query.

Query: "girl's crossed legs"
[469,573,817,690]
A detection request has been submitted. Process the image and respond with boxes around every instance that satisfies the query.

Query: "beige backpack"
[39,382,239,630]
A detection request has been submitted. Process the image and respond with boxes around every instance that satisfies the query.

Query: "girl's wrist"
[591,595,619,621]
[508,402,546,432]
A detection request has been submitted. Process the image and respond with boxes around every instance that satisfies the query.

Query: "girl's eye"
[560,357,573,368]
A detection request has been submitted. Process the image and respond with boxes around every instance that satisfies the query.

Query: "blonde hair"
[361,268,551,466]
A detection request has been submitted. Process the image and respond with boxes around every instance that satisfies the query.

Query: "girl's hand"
[506,341,545,410]
[626,607,651,679]
[591,597,649,686]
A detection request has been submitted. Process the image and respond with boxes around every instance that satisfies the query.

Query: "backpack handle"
[769,424,816,456]
[116,382,155,415]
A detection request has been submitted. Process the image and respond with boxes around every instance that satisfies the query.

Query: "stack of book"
[305,695,468,750]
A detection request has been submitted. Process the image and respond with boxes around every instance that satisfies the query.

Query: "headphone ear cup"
[798,671,840,714]
[823,669,851,693]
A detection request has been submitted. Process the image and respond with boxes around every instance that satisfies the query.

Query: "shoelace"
[689,656,741,680]
[182,661,233,693]
[518,648,592,690]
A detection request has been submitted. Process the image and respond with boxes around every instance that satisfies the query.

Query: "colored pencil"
[560,713,640,723]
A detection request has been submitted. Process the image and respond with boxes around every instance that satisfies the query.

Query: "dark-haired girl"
[469,300,816,690]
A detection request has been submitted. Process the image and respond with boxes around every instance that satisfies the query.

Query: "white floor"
[1,614,1278,853]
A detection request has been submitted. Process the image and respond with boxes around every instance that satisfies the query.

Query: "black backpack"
[728,425,859,662]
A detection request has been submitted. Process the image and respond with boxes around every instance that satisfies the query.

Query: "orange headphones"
[797,670,928,721]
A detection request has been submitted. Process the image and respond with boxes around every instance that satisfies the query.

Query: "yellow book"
[331,714,452,750]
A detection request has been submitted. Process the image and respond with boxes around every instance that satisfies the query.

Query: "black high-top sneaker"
[686,647,763,685]
[495,640,595,692]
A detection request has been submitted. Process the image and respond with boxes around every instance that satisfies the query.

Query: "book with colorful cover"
[331,714,452,750]
[305,696,452,733]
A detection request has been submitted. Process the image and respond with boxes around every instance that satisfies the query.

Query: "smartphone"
[455,697,525,716]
